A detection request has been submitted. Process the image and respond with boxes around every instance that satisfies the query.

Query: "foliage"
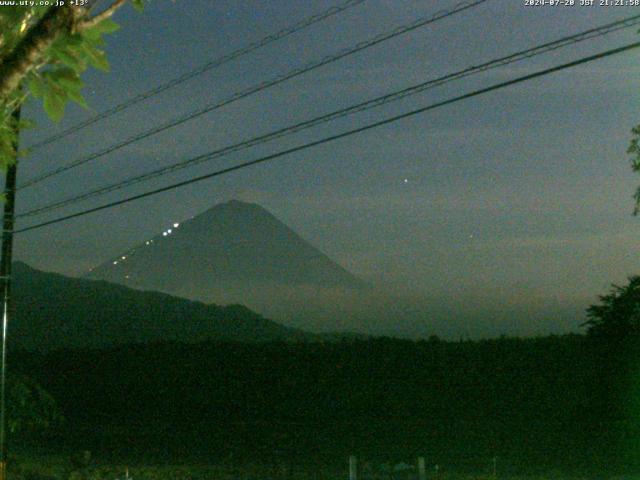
[628,125,640,214]
[6,374,62,434]
[13,335,613,472]
[0,1,147,169]
[583,276,640,341]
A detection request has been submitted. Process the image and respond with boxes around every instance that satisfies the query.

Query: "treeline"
[8,334,640,474]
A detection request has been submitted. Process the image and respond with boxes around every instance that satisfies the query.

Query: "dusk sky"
[11,0,640,338]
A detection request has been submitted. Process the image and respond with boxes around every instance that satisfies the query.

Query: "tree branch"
[77,0,128,31]
[0,6,82,101]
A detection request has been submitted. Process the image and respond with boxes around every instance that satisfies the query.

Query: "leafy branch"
[0,0,147,169]
[627,125,640,215]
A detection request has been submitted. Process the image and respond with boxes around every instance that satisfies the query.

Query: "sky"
[10,0,640,338]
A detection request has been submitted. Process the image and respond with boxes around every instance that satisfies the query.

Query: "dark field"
[7,334,640,478]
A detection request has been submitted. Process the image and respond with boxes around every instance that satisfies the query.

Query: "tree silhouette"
[6,375,62,435]
[583,276,640,341]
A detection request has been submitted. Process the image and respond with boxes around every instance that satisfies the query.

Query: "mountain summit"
[86,200,366,322]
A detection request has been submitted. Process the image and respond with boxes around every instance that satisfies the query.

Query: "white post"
[417,457,426,480]
[349,455,357,480]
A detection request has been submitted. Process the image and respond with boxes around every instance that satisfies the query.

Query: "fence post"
[417,457,426,480]
[349,455,357,480]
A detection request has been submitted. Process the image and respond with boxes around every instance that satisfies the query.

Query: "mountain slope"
[11,262,310,351]
[85,200,367,318]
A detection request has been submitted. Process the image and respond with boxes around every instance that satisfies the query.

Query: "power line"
[18,0,490,191]
[16,13,640,219]
[26,0,369,151]
[15,41,640,235]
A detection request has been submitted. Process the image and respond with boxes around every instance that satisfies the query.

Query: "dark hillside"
[11,262,310,350]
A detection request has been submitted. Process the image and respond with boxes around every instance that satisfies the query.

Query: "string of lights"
[26,0,369,151]
[92,232,335,278]
[16,13,640,220]
[18,0,490,190]
[15,41,640,234]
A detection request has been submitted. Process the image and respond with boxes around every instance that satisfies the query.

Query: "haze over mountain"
[11,262,310,351]
[80,200,586,338]
[85,200,370,330]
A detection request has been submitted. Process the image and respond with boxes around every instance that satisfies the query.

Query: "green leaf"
[51,31,84,51]
[0,128,17,169]
[27,75,46,99]
[81,42,110,72]
[0,6,25,24]
[49,67,84,92]
[50,45,86,73]
[0,7,28,35]
[65,33,84,47]
[89,36,107,48]
[131,0,145,12]
[88,18,120,36]
[42,68,88,111]
[67,89,89,110]
[43,89,66,122]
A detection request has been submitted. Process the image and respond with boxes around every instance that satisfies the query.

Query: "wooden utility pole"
[0,106,20,480]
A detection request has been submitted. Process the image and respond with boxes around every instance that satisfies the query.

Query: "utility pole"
[417,457,426,480]
[348,455,357,480]
[0,106,21,480]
